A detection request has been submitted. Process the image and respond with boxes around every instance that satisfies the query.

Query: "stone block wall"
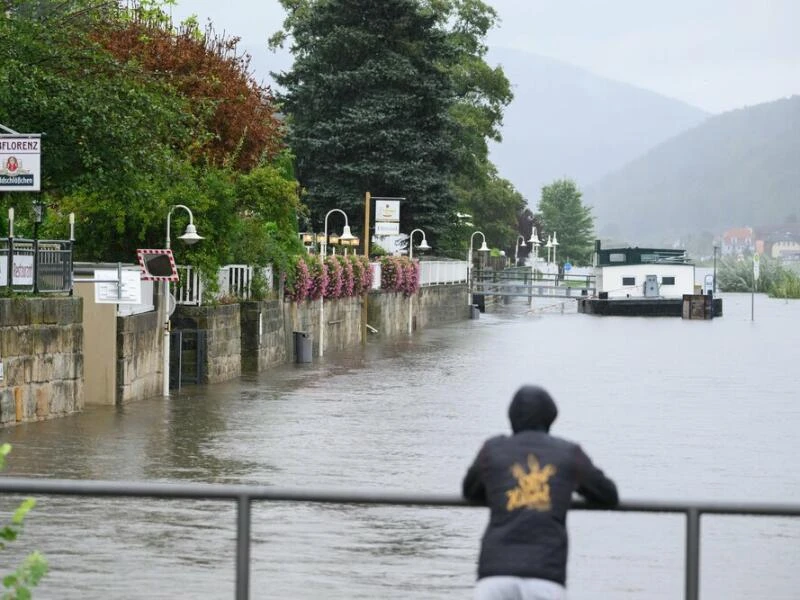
[240,300,287,372]
[173,303,241,384]
[0,297,83,426]
[282,296,363,359]
[368,284,469,337]
[117,309,162,404]
[415,285,471,329]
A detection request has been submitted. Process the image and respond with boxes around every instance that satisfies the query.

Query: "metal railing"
[419,260,468,286]
[472,268,597,299]
[176,264,275,306]
[1,238,73,293]
[1,478,797,600]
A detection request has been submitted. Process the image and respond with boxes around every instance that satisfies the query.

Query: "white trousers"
[475,576,567,600]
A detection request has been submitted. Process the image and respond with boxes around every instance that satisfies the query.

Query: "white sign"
[753,253,760,281]
[0,135,41,192]
[0,254,34,286]
[94,269,143,304]
[375,221,400,236]
[375,200,400,222]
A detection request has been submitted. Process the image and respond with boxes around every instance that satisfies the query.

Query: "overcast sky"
[171,0,799,114]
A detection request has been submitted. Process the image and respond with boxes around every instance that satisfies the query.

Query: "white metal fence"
[176,264,274,306]
[174,261,464,306]
[369,260,468,290]
[419,260,468,285]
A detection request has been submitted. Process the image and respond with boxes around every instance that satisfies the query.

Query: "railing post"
[236,494,252,600]
[685,508,700,600]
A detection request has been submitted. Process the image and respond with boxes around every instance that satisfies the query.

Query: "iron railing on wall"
[0,478,797,600]
[1,238,73,294]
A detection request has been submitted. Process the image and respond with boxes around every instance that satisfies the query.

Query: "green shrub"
[1,444,48,599]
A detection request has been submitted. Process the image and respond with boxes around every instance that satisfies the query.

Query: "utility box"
[644,274,659,297]
[293,331,312,364]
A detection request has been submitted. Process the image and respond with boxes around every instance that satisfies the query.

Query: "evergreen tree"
[272,0,459,243]
[537,179,595,266]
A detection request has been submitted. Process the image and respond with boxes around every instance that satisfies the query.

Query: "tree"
[272,0,515,255]
[94,7,284,171]
[0,1,300,278]
[537,179,595,265]
[271,0,460,243]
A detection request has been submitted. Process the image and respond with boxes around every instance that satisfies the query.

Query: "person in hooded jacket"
[462,385,619,600]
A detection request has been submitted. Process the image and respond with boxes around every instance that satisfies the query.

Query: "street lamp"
[514,235,527,266]
[468,230,490,307]
[320,208,356,357]
[545,234,553,264]
[408,228,430,334]
[163,204,203,397]
[552,231,559,270]
[528,227,540,273]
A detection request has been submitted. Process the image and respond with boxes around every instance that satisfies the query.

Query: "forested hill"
[584,96,800,244]
[486,47,709,204]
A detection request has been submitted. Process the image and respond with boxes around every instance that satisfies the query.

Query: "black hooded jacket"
[462,385,618,585]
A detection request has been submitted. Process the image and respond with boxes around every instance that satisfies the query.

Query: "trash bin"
[470,304,481,320]
[293,331,312,364]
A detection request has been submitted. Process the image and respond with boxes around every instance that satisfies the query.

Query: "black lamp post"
[32,199,44,293]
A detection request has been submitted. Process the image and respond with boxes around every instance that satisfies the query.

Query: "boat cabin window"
[609,253,626,263]
[662,276,676,285]
[622,277,636,286]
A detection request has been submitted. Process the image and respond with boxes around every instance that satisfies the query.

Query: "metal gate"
[169,329,207,389]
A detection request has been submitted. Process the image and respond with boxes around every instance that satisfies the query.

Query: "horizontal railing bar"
[1,478,799,517]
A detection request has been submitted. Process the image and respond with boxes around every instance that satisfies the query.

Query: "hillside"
[584,96,800,244]
[486,48,709,204]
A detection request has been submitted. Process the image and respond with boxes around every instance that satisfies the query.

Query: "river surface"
[2,291,799,599]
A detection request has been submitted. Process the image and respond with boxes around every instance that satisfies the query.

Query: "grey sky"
[172,0,799,113]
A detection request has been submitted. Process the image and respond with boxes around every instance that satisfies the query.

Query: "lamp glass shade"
[478,241,489,252]
[417,239,431,251]
[178,223,203,245]
[339,225,356,241]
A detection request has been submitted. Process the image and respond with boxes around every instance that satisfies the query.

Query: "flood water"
[2,291,799,599]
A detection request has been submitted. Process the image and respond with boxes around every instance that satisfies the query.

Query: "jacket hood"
[508,385,558,433]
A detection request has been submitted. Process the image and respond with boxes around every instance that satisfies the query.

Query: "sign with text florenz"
[0,135,42,192]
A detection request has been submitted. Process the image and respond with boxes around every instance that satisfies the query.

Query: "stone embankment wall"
[117,309,163,403]
[0,298,83,426]
[367,285,469,337]
[0,283,469,426]
[240,300,288,371]
[173,303,241,384]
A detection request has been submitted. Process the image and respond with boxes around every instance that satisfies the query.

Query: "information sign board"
[94,269,143,304]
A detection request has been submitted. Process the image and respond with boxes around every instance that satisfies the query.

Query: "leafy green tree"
[1,1,301,281]
[271,0,459,243]
[537,178,595,265]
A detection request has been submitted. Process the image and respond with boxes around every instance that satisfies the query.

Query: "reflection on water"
[2,293,800,599]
